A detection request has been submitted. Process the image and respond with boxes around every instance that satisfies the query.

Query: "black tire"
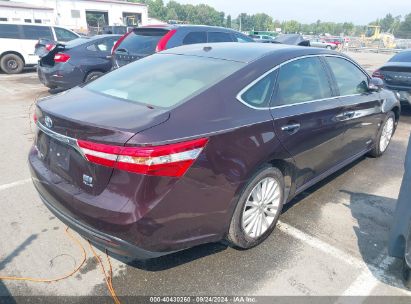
[1,53,24,74]
[326,45,332,50]
[402,258,411,289]
[84,71,104,83]
[227,166,285,249]
[369,111,396,158]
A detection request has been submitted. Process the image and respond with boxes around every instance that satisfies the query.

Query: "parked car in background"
[309,38,337,50]
[249,34,276,43]
[373,50,411,106]
[324,37,343,47]
[112,25,254,68]
[102,25,133,35]
[37,34,121,90]
[0,22,80,74]
[273,34,310,46]
[29,43,399,259]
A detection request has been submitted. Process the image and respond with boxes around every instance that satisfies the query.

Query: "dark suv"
[112,25,254,68]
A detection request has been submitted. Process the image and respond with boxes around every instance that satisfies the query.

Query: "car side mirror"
[368,77,384,91]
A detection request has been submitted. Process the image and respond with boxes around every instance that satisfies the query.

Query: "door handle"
[281,123,301,133]
[336,111,356,120]
[105,55,112,59]
[345,111,355,118]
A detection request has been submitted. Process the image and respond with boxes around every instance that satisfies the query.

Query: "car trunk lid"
[35,87,170,195]
[380,62,411,87]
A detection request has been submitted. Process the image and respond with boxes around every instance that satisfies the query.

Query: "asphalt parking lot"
[1,52,411,301]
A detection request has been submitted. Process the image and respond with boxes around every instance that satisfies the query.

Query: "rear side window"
[117,28,168,54]
[22,25,53,40]
[0,24,20,39]
[239,71,277,108]
[208,32,233,43]
[274,57,332,106]
[325,57,368,95]
[86,54,244,108]
[183,32,207,45]
[389,51,411,63]
[54,27,78,42]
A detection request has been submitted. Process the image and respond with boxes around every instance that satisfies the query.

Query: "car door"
[270,56,347,189]
[324,56,383,156]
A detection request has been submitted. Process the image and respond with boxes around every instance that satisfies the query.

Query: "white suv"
[0,23,80,74]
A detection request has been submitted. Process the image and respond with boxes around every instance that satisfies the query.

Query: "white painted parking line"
[0,178,31,192]
[277,221,411,296]
[277,221,364,268]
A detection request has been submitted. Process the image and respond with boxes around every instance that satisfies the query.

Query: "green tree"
[226,15,232,28]
[397,14,411,38]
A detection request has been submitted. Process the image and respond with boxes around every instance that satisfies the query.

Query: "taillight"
[54,53,70,63]
[372,70,384,79]
[33,112,37,124]
[45,43,55,51]
[155,29,177,52]
[111,31,131,54]
[77,138,209,177]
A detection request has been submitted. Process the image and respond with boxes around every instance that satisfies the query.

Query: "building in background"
[0,0,148,33]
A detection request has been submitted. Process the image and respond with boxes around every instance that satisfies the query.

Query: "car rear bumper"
[37,63,83,89]
[34,180,170,259]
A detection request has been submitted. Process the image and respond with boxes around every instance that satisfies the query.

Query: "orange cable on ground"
[0,227,86,283]
[0,226,121,304]
[88,241,121,304]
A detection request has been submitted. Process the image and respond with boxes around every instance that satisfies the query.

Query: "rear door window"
[208,32,233,43]
[274,57,333,106]
[22,25,53,40]
[325,57,369,95]
[183,31,207,45]
[0,24,21,39]
[96,37,118,52]
[54,27,78,42]
[117,28,168,54]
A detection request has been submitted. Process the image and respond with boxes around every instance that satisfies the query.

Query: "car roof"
[139,24,241,32]
[161,42,332,63]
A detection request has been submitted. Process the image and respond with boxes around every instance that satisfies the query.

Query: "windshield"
[65,37,90,48]
[86,54,244,108]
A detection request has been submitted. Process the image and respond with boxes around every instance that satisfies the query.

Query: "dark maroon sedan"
[29,43,400,259]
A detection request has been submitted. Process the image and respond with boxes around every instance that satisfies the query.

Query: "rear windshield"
[65,37,90,48]
[389,51,411,63]
[86,54,244,108]
[117,28,168,54]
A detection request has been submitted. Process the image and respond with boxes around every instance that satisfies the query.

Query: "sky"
[166,0,410,24]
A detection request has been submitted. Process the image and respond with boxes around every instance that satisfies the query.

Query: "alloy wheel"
[380,117,394,153]
[241,177,281,239]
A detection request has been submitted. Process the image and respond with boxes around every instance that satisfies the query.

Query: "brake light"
[54,53,70,63]
[45,43,55,51]
[155,29,177,52]
[33,112,37,124]
[77,138,209,177]
[372,70,384,79]
[111,31,131,54]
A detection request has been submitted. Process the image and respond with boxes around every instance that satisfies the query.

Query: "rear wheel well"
[267,159,294,201]
[0,51,25,65]
[83,69,105,83]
